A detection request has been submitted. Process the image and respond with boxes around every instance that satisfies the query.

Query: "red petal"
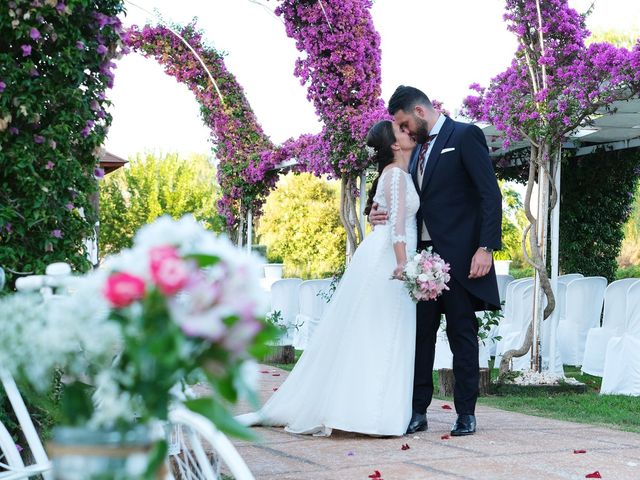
[272,387,278,391]
[272,373,281,376]
[401,443,410,450]
[585,472,602,479]
[573,449,587,454]
[368,470,383,479]
[441,434,450,440]
[260,370,269,374]
[441,404,452,410]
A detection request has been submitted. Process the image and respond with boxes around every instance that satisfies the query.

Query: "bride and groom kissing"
[238,85,502,438]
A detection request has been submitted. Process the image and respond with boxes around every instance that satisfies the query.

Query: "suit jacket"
[410,116,502,311]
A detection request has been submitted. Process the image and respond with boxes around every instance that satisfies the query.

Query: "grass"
[434,364,640,433]
[265,355,640,433]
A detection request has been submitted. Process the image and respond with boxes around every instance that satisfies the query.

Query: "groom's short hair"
[388,86,432,115]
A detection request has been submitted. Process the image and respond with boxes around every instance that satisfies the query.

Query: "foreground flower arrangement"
[0,216,277,473]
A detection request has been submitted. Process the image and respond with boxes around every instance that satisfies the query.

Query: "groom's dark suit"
[409,116,502,415]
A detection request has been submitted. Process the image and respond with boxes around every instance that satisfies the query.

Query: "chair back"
[624,281,640,336]
[558,273,583,284]
[602,279,639,334]
[298,279,332,319]
[496,274,515,304]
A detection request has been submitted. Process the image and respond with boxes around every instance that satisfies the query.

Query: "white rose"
[418,273,429,282]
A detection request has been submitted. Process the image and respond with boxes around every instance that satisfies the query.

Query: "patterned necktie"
[418,134,437,176]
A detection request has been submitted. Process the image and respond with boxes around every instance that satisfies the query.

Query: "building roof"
[99,151,128,174]
[478,97,640,157]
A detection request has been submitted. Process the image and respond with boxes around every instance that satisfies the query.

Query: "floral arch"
[125,0,386,253]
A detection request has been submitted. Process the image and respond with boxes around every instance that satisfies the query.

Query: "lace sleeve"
[383,168,407,245]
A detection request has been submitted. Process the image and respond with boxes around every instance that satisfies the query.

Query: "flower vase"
[48,425,161,479]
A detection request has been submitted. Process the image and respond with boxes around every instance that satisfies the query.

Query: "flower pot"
[263,263,284,280]
[48,425,159,479]
[494,260,512,275]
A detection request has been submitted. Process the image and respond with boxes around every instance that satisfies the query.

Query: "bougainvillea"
[126,21,277,234]
[463,0,640,374]
[0,0,126,285]
[272,0,387,253]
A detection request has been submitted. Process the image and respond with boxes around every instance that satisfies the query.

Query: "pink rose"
[149,245,189,295]
[103,272,146,308]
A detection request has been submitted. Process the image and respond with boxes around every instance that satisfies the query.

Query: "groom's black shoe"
[406,411,428,434]
[450,414,476,436]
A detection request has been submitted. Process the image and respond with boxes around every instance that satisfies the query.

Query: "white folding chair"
[581,279,639,376]
[494,283,534,371]
[166,405,254,480]
[601,281,640,396]
[293,279,331,350]
[269,278,302,345]
[557,277,607,366]
[558,273,583,284]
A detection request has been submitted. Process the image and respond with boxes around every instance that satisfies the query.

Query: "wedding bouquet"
[401,248,451,302]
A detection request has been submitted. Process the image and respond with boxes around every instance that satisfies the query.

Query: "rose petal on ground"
[585,471,602,478]
[260,370,269,374]
[272,373,281,376]
[346,451,354,456]
[441,434,450,440]
[401,443,410,450]
[441,404,452,410]
[573,449,587,454]
[368,470,383,479]
[272,387,278,391]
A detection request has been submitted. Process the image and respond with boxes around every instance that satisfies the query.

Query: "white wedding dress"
[238,167,419,436]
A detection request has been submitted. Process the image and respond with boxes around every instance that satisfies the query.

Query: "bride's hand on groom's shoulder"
[368,202,388,226]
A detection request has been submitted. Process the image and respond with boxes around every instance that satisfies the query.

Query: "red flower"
[103,272,146,308]
[401,443,410,450]
[573,449,587,454]
[441,404,452,410]
[368,471,383,479]
[585,472,601,479]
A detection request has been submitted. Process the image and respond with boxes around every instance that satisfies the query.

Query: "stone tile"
[228,365,640,479]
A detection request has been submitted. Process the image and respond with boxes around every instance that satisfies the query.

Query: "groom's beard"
[413,116,430,144]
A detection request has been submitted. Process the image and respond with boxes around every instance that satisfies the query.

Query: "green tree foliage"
[496,181,527,263]
[256,173,346,279]
[588,29,640,49]
[618,182,640,268]
[99,153,224,256]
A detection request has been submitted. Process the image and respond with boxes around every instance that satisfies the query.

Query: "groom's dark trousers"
[414,241,480,415]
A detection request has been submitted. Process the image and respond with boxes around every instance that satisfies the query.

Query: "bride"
[238,120,419,436]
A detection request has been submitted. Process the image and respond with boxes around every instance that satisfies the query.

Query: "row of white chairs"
[269,278,332,350]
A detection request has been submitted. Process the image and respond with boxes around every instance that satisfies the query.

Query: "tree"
[257,173,346,279]
[99,153,223,256]
[464,0,640,374]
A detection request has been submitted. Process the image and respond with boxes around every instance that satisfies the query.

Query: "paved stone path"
[231,365,640,480]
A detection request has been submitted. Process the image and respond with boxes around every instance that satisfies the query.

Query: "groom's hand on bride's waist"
[369,202,388,226]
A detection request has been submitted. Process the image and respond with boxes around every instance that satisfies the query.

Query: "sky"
[104,0,640,160]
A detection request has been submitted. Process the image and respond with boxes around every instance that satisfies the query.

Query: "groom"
[370,85,502,436]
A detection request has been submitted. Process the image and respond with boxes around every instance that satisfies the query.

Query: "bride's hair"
[364,120,395,216]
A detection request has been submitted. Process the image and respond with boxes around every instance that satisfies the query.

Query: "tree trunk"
[438,368,491,396]
[339,176,364,260]
[263,345,296,364]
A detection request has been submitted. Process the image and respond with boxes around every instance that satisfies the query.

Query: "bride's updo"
[364,120,396,216]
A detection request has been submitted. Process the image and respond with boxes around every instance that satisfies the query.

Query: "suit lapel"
[409,145,421,193]
[421,117,455,195]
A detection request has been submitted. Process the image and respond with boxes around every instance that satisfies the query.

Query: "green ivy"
[0,0,125,286]
[558,148,640,282]
[495,147,640,281]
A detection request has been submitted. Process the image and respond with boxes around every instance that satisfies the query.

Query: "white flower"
[418,273,429,282]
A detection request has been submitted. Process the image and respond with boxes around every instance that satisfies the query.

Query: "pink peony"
[103,272,146,308]
[149,245,190,295]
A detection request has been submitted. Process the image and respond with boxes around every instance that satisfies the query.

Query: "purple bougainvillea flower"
[97,44,108,55]
[21,45,32,56]
[30,28,41,40]
[45,161,54,169]
[0,81,6,92]
[76,41,85,50]
[9,127,19,135]
[51,229,63,239]
[94,167,105,179]
[34,135,45,144]
[65,203,74,210]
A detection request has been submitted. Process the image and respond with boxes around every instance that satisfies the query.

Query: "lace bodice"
[372,167,419,248]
